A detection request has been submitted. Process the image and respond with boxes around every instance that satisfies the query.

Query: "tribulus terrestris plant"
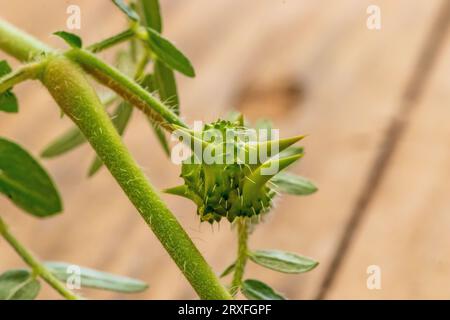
[0,0,318,300]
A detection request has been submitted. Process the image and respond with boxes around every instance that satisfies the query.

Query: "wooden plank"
[212,0,444,299]
[0,0,443,299]
[325,27,450,299]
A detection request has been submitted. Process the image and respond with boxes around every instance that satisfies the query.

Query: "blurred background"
[1,0,450,299]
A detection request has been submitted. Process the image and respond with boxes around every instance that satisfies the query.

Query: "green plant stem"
[86,53,149,175]
[231,218,249,296]
[0,19,53,62]
[0,18,231,300]
[65,48,186,132]
[134,51,150,80]
[40,56,230,300]
[87,29,135,53]
[0,216,80,300]
[0,61,44,94]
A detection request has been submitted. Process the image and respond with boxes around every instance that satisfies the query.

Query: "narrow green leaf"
[41,127,86,158]
[154,61,179,114]
[241,279,285,300]
[115,50,135,77]
[87,157,103,177]
[45,262,148,293]
[271,172,318,195]
[142,73,171,156]
[219,262,235,278]
[87,29,135,53]
[249,249,318,274]
[88,102,133,176]
[146,28,195,77]
[0,138,62,217]
[0,91,18,113]
[112,0,140,21]
[53,31,82,48]
[0,269,41,300]
[140,0,162,32]
[41,93,118,159]
[0,60,12,76]
[152,125,170,156]
[113,102,134,134]
[0,60,18,113]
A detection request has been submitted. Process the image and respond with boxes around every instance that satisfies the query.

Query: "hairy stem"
[0,18,231,300]
[65,48,186,131]
[0,216,80,300]
[231,218,249,296]
[0,19,52,62]
[41,55,230,300]
[0,61,44,94]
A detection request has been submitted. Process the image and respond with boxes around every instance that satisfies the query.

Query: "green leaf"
[219,262,235,278]
[41,93,118,159]
[249,249,318,274]
[87,157,103,177]
[0,91,18,113]
[141,0,162,32]
[151,125,170,156]
[88,102,133,176]
[0,60,12,76]
[53,31,82,48]
[142,73,171,156]
[241,279,285,300]
[146,28,195,77]
[154,61,179,114]
[112,0,140,21]
[115,50,135,77]
[0,269,41,300]
[44,262,148,293]
[271,172,317,195]
[0,60,19,113]
[112,102,134,135]
[41,127,86,158]
[0,138,62,217]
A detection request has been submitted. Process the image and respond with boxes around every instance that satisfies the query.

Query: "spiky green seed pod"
[165,118,304,223]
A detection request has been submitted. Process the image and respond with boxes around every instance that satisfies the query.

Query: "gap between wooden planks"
[226,0,445,299]
[326,2,450,299]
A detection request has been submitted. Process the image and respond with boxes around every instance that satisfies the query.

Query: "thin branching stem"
[0,19,52,62]
[0,18,231,300]
[87,29,136,53]
[65,48,186,132]
[0,61,44,94]
[0,216,81,300]
[230,218,249,296]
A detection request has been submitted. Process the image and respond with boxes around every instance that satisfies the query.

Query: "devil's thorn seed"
[166,118,304,223]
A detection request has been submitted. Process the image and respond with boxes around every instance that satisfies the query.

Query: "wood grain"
[0,0,448,299]
[326,24,450,300]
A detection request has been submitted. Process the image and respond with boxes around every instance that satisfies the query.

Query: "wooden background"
[1,0,450,299]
